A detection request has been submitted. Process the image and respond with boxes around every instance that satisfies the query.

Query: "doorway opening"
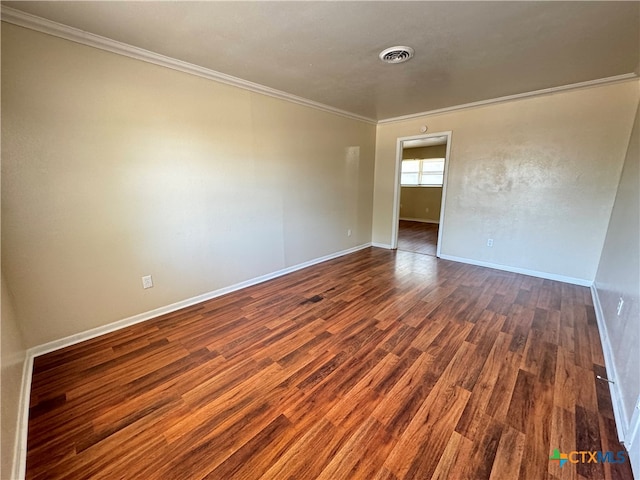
[391,132,451,257]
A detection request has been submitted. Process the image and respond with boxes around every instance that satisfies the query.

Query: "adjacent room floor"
[397,220,438,256]
[26,248,632,480]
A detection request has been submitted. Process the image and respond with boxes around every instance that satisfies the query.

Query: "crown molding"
[3,6,637,127]
[0,6,377,125]
[378,73,639,124]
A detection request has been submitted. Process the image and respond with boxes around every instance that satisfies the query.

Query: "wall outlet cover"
[142,275,153,289]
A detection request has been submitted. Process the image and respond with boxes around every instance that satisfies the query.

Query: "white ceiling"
[3,1,639,121]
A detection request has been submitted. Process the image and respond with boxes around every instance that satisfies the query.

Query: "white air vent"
[379,46,415,64]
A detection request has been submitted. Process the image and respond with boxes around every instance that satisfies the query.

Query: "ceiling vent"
[379,46,415,64]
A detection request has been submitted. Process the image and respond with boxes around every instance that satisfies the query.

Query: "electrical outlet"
[142,275,153,289]
[347,229,352,237]
[617,297,624,316]
[487,238,494,247]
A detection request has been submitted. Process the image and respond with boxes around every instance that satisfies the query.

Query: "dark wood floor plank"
[484,336,521,423]
[431,431,465,480]
[371,351,437,435]
[397,220,438,256]
[202,414,294,480]
[387,381,471,479]
[506,369,538,434]
[549,406,577,480]
[489,425,526,480]
[456,330,515,439]
[259,418,349,480]
[446,413,503,480]
[316,417,395,480]
[555,346,578,413]
[576,405,606,479]
[519,379,555,480]
[25,246,631,480]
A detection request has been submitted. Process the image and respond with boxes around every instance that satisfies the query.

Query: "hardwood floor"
[26,248,632,480]
[397,220,438,256]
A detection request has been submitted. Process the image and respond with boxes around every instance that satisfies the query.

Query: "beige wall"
[595,98,640,432]
[1,276,26,480]
[1,24,376,347]
[400,187,442,223]
[373,81,639,282]
[402,144,446,160]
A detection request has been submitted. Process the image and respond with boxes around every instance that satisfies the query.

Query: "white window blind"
[401,158,444,186]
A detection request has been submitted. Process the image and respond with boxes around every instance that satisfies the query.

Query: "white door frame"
[391,131,452,257]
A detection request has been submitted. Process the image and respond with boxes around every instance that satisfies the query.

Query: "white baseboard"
[371,242,393,249]
[591,283,629,443]
[399,217,440,225]
[628,413,640,479]
[30,243,372,357]
[438,254,592,287]
[12,353,33,480]
[13,242,372,480]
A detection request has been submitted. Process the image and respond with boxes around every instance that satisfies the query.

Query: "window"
[401,158,444,186]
